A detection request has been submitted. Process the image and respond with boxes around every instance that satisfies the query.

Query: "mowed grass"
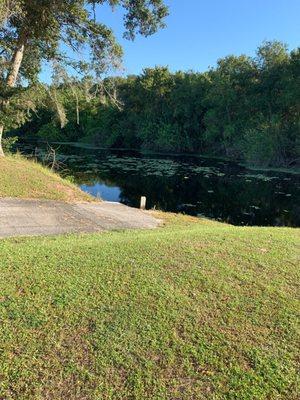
[0,214,299,399]
[0,155,92,202]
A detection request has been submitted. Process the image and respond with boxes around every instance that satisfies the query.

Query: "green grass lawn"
[0,155,92,202]
[0,214,299,399]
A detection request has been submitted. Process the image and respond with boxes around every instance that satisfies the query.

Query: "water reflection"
[81,183,121,201]
[18,143,300,227]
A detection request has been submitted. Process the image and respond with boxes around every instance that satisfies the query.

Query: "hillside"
[0,155,92,202]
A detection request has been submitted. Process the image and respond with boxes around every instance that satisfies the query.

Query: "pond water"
[18,143,300,227]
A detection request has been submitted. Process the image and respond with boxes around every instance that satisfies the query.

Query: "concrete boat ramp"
[0,198,161,238]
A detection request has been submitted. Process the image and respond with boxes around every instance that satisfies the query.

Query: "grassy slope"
[0,155,92,202]
[0,214,299,399]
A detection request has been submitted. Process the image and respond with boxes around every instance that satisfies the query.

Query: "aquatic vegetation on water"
[241,174,279,182]
[18,144,300,227]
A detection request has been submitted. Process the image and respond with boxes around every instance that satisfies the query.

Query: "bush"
[241,126,280,166]
[2,136,18,154]
[36,123,65,141]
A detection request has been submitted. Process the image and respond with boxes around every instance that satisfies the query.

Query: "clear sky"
[41,0,300,81]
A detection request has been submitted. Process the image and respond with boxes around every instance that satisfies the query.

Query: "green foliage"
[241,126,281,166]
[2,136,17,153]
[8,41,300,167]
[0,0,168,82]
[0,85,46,130]
[0,0,168,154]
[36,123,65,141]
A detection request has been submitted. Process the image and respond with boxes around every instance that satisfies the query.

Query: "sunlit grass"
[0,154,93,202]
[0,214,298,399]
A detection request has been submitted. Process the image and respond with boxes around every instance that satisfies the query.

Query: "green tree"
[9,40,300,168]
[204,54,256,156]
[0,0,168,155]
[245,41,298,165]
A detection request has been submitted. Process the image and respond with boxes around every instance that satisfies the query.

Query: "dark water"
[18,143,300,227]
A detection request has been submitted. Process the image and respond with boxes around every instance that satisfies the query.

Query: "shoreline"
[18,139,300,175]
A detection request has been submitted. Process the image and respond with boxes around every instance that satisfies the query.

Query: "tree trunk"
[0,34,26,156]
[75,94,80,125]
[70,84,80,125]
[0,125,4,157]
[71,85,80,125]
[6,38,26,87]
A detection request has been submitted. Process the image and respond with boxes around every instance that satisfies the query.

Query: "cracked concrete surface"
[0,198,161,238]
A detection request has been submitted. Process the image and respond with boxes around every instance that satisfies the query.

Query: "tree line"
[0,0,168,155]
[15,41,299,167]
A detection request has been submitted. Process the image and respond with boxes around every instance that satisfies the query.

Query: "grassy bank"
[0,214,299,399]
[0,155,92,202]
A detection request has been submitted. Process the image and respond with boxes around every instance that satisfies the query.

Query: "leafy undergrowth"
[0,214,299,399]
[0,155,93,202]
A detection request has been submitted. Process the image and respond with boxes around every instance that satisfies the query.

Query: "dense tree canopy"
[14,41,300,167]
[0,1,298,168]
[0,0,169,154]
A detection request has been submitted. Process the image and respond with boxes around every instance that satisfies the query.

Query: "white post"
[140,196,146,210]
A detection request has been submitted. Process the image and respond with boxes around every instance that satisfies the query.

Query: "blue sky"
[41,0,300,81]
